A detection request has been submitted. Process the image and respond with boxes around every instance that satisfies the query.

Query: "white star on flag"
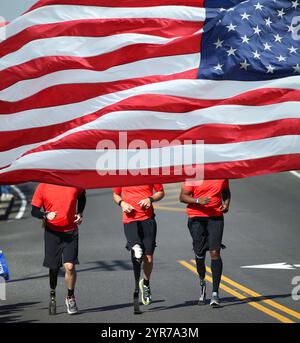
[252,50,261,59]
[214,38,224,48]
[277,9,285,18]
[214,63,223,71]
[227,47,237,56]
[288,46,298,54]
[241,35,250,43]
[274,34,283,43]
[226,23,237,32]
[265,18,272,27]
[276,55,286,62]
[240,60,250,70]
[253,26,262,35]
[293,64,300,73]
[263,42,272,50]
[241,12,251,20]
[254,2,264,10]
[266,64,275,73]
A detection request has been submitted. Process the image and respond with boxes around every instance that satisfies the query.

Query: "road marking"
[159,200,182,206]
[179,260,295,323]
[154,205,185,212]
[241,262,296,270]
[190,260,300,321]
[289,171,300,178]
[11,185,27,219]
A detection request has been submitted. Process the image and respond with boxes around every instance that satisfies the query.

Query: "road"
[0,172,300,323]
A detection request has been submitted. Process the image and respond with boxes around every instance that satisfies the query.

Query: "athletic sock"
[195,255,206,281]
[67,289,74,298]
[144,279,150,287]
[211,258,223,293]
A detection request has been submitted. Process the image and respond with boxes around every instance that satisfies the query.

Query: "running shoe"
[48,293,56,315]
[139,279,152,305]
[210,292,221,308]
[65,296,78,315]
[198,281,206,305]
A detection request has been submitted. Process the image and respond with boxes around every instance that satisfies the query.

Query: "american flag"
[0,0,299,188]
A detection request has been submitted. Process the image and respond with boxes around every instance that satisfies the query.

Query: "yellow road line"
[189,261,300,321]
[179,260,294,323]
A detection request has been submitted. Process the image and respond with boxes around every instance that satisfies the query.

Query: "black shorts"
[43,228,79,270]
[124,217,157,256]
[188,216,224,257]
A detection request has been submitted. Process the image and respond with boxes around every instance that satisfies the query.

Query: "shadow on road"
[146,293,292,312]
[0,301,40,323]
[9,260,133,284]
[81,300,165,313]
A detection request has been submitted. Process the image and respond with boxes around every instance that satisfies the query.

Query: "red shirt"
[113,184,164,223]
[183,180,229,218]
[32,183,83,232]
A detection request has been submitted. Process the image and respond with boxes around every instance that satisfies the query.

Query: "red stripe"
[0,69,198,115]
[0,33,201,91]
[1,80,298,116]
[0,154,299,188]
[0,18,203,58]
[2,118,299,155]
[13,119,300,157]
[28,0,205,12]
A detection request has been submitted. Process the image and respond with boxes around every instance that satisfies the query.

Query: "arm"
[31,205,56,220]
[220,188,231,213]
[74,190,86,224]
[138,189,165,209]
[179,187,211,205]
[113,192,135,213]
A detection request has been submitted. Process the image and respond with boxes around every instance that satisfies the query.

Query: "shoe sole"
[210,301,221,308]
[139,279,151,306]
[65,299,78,315]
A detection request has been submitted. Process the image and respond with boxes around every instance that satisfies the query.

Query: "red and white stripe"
[0,0,299,188]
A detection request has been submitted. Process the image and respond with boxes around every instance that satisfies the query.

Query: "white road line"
[10,185,27,219]
[289,171,300,178]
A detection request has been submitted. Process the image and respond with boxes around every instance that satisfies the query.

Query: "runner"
[113,184,164,314]
[31,183,86,315]
[180,180,231,308]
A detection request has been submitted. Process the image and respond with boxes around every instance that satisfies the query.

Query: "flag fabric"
[0,0,299,188]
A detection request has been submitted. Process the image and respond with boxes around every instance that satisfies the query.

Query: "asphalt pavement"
[0,172,300,323]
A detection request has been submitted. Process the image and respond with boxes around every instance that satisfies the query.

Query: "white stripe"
[10,185,27,220]
[0,33,177,72]
[0,136,299,173]
[0,75,299,128]
[0,53,200,102]
[0,101,299,167]
[0,5,206,42]
[289,170,300,178]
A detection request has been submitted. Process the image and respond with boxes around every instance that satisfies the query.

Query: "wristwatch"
[149,197,154,203]
[195,198,200,204]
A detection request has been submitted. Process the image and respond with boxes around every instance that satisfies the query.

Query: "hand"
[220,203,229,213]
[138,198,152,209]
[74,213,83,225]
[199,197,211,205]
[121,202,135,213]
[46,212,57,221]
